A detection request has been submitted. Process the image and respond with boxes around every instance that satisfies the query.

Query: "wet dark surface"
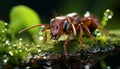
[24,45,120,69]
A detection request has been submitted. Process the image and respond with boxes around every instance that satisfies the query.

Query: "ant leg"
[42,29,51,43]
[40,24,50,44]
[64,34,71,58]
[81,23,96,41]
[79,24,86,50]
[79,24,83,45]
[71,23,77,36]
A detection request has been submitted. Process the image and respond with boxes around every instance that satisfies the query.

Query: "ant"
[19,12,106,57]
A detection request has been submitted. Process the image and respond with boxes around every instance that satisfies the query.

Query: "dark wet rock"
[23,45,120,69]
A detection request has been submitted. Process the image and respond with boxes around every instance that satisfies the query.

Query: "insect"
[19,12,105,56]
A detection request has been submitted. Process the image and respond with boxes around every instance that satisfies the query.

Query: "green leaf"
[0,20,5,34]
[9,5,41,38]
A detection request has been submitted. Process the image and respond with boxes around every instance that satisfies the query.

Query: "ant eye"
[50,19,54,25]
[63,20,69,32]
[55,25,58,29]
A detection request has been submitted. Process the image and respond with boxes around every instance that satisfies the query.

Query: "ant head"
[50,16,67,40]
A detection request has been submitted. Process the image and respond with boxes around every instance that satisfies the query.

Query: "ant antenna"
[19,24,41,34]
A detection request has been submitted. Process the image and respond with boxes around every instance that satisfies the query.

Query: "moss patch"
[39,30,120,54]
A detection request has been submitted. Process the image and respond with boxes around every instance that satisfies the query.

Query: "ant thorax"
[67,13,77,17]
[55,16,66,20]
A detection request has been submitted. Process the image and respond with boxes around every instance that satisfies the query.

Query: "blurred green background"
[0,1,120,68]
[0,0,120,30]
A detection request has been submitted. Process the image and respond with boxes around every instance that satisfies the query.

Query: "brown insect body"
[50,13,81,40]
[82,13,100,33]
[19,12,101,56]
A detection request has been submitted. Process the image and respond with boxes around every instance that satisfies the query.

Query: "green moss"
[39,30,120,54]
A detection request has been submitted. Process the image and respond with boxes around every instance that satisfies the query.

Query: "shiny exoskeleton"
[19,12,103,56]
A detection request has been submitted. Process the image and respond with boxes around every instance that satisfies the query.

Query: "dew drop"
[9,51,13,56]
[5,40,10,45]
[19,42,22,45]
[106,66,111,69]
[4,28,7,31]
[19,38,22,41]
[37,45,40,47]
[85,65,90,69]
[19,50,22,52]
[5,23,8,26]
[104,9,113,19]
[13,44,16,47]
[43,56,47,59]
[39,36,44,40]
[2,30,4,33]
[37,49,41,52]
[25,48,28,51]
[4,59,8,63]
[25,66,30,69]
[84,11,90,17]
[3,55,9,63]
[96,33,101,36]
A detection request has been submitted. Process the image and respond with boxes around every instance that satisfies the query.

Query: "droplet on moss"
[5,40,10,45]
[39,36,44,40]
[9,51,13,56]
[104,9,113,19]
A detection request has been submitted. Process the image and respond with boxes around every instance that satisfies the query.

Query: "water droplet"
[4,59,8,63]
[37,49,41,52]
[19,42,22,45]
[84,11,90,17]
[106,66,111,69]
[43,56,47,59]
[37,45,40,47]
[97,33,101,36]
[5,40,10,45]
[13,44,16,47]
[26,44,29,46]
[19,38,22,41]
[25,48,28,51]
[25,66,30,69]
[4,28,7,31]
[94,29,101,36]
[85,65,90,69]
[5,23,8,26]
[9,51,13,56]
[19,50,22,52]
[39,36,44,40]
[104,9,113,19]
[3,55,9,63]
[2,30,4,33]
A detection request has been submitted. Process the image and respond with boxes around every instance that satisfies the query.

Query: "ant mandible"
[19,12,105,56]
